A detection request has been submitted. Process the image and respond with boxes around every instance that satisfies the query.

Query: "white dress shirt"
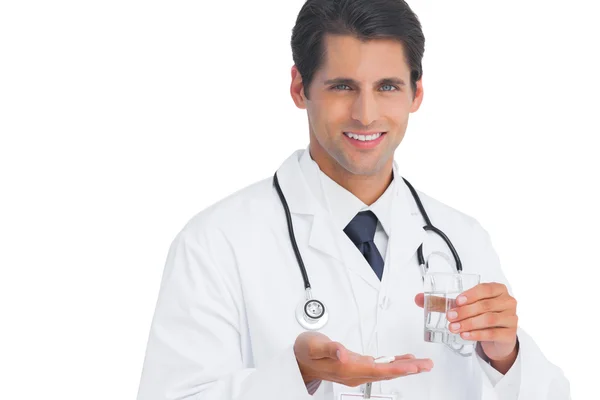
[299,148,522,396]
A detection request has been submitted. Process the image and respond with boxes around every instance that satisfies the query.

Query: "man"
[137,0,570,399]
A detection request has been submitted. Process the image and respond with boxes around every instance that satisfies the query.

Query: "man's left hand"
[415,282,519,373]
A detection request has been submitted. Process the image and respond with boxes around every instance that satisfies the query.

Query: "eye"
[332,84,351,91]
[380,84,398,92]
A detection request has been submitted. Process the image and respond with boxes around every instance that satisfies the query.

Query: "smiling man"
[137,1,570,399]
[296,34,420,206]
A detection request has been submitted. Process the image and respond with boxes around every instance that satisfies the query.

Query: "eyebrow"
[323,77,407,87]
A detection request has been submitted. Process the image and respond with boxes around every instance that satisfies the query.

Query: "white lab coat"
[137,150,569,400]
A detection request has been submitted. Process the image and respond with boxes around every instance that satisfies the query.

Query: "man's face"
[291,34,423,178]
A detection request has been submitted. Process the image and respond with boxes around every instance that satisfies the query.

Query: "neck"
[309,144,393,206]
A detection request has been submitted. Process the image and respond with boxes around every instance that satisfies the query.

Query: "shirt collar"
[299,148,395,235]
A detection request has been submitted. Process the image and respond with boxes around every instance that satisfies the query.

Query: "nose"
[351,91,380,127]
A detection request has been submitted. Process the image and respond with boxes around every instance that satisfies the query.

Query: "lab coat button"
[380,295,389,309]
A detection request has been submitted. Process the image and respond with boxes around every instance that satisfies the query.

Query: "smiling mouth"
[343,132,386,141]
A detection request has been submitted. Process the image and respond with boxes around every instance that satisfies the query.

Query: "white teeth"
[344,132,383,141]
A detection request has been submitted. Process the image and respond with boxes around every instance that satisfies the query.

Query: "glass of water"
[423,272,480,347]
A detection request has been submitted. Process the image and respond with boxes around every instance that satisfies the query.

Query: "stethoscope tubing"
[273,172,463,289]
[273,173,312,290]
[401,177,463,271]
[273,170,472,356]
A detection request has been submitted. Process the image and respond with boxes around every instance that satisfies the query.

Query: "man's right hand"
[294,331,433,387]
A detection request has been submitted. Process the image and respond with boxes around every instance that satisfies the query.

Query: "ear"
[290,65,307,109]
[409,78,424,113]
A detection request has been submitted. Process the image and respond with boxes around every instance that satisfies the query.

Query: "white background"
[1,0,598,398]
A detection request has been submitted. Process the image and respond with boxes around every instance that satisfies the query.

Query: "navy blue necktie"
[344,211,385,280]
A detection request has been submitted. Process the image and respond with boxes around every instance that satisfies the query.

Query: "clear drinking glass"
[423,272,480,347]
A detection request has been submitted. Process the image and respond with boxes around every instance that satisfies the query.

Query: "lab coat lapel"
[336,230,382,291]
[386,177,428,279]
[275,150,380,290]
[275,151,344,264]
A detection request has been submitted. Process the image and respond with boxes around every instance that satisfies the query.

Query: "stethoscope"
[273,172,471,355]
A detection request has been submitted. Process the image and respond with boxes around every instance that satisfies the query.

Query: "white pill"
[374,356,396,364]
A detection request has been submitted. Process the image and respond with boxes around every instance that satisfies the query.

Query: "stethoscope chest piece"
[295,296,328,330]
